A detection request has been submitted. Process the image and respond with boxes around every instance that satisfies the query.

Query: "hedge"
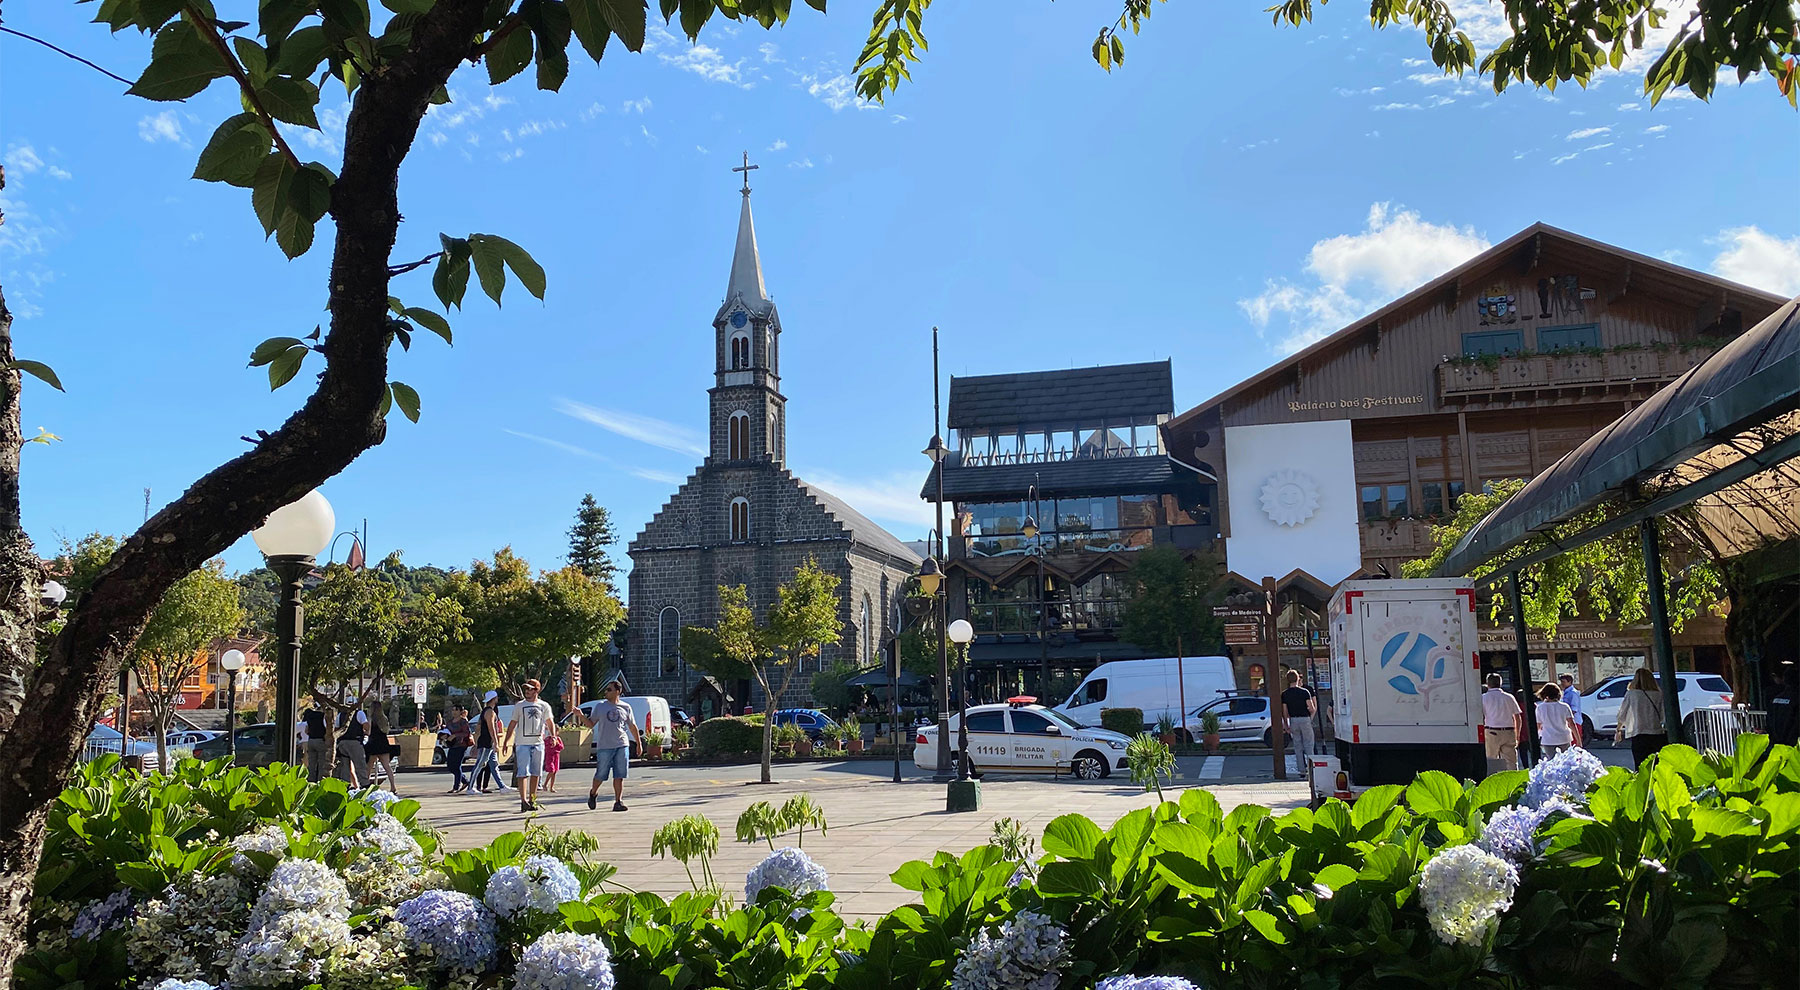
[1100,707,1145,737]
[693,716,763,757]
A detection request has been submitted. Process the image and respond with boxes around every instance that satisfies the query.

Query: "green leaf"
[1041,814,1104,860]
[259,0,314,43]
[678,0,713,38]
[250,153,292,236]
[537,45,570,90]
[1351,785,1405,830]
[1036,860,1105,896]
[272,26,331,77]
[468,237,507,304]
[598,0,647,52]
[232,37,269,81]
[402,307,453,344]
[5,360,65,391]
[388,381,421,422]
[1405,771,1464,817]
[129,22,228,101]
[378,384,394,417]
[1467,770,1527,812]
[471,234,547,300]
[567,0,612,61]
[319,0,372,35]
[193,113,271,188]
[267,345,308,389]
[1245,908,1288,944]
[486,25,534,85]
[258,76,322,128]
[249,336,304,366]
[1179,786,1222,824]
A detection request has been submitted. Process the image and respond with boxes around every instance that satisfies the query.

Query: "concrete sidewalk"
[412,765,1309,918]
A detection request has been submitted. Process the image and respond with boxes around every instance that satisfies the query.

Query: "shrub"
[692,717,762,758]
[1100,707,1145,737]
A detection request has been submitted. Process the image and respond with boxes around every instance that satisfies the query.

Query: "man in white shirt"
[504,679,556,814]
[1558,674,1584,746]
[1480,673,1524,770]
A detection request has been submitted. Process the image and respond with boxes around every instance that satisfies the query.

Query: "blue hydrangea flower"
[485,855,582,918]
[70,889,132,939]
[147,980,217,990]
[1523,747,1606,809]
[395,889,498,972]
[950,910,1070,990]
[1005,865,1031,889]
[252,858,351,927]
[744,847,829,903]
[1475,805,1541,864]
[359,788,402,812]
[513,931,616,990]
[1419,845,1518,947]
[1096,977,1203,990]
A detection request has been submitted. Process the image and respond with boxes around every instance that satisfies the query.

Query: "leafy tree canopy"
[1119,544,1226,657]
[566,493,619,589]
[301,562,468,702]
[130,559,246,765]
[437,547,624,699]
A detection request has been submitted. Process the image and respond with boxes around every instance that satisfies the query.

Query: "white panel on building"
[1223,420,1362,586]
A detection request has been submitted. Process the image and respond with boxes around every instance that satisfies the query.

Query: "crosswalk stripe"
[1199,756,1223,780]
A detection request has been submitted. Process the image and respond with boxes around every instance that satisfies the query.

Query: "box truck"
[1311,579,1486,801]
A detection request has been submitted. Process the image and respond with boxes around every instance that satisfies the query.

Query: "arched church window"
[658,605,681,677]
[861,595,874,665]
[728,411,749,460]
[729,331,751,370]
[730,497,750,542]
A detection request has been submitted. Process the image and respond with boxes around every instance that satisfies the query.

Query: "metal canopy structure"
[1432,297,1800,751]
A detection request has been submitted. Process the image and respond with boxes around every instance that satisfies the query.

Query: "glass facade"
[964,568,1134,635]
[964,493,1197,557]
[954,415,1165,467]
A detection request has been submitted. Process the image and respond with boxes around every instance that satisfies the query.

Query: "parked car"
[1056,657,1237,729]
[165,729,221,747]
[193,723,280,767]
[1580,673,1734,743]
[915,701,1132,780]
[83,724,158,761]
[572,695,673,739]
[772,708,839,741]
[1184,695,1274,746]
[669,706,696,728]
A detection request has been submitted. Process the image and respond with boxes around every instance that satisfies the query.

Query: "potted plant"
[1155,713,1179,746]
[643,732,668,759]
[671,725,693,754]
[396,728,434,768]
[775,722,803,758]
[843,716,864,755]
[795,727,815,758]
[559,718,591,757]
[1200,710,1222,753]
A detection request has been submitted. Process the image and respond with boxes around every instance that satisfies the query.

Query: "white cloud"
[800,72,874,112]
[1566,126,1612,140]
[47,166,71,180]
[1372,101,1424,111]
[1401,57,1432,66]
[1406,72,1458,85]
[557,399,706,456]
[620,97,652,114]
[4,145,45,174]
[759,42,782,64]
[650,26,749,87]
[890,114,908,123]
[800,469,935,533]
[138,111,186,145]
[579,102,605,121]
[696,144,710,154]
[498,148,526,163]
[788,157,814,169]
[625,466,686,485]
[1583,141,1614,152]
[1238,203,1490,353]
[1645,124,1670,133]
[1709,227,1800,295]
[768,138,788,151]
[507,429,689,485]
[297,103,349,157]
[428,132,448,147]
[1618,102,1642,110]
[1550,151,1581,165]
[640,124,658,147]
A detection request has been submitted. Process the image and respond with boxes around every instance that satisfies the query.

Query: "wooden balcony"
[1438,348,1712,405]
[1360,517,1438,564]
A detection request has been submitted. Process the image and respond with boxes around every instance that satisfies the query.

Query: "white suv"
[914,702,1132,779]
[1580,673,1734,741]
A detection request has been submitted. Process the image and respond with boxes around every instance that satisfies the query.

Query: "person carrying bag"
[1614,667,1668,766]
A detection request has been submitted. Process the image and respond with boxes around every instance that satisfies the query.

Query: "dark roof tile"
[948,361,1173,431]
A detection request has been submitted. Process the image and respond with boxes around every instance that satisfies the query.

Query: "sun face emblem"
[1258,470,1321,528]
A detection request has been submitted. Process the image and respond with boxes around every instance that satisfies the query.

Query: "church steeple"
[722,151,772,318]
[711,152,784,467]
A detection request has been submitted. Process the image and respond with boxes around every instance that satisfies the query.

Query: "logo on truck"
[1377,628,1462,710]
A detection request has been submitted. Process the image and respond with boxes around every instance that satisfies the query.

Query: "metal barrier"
[1688,706,1767,755]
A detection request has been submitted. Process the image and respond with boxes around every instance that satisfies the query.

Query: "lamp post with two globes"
[219,649,245,761]
[250,490,335,766]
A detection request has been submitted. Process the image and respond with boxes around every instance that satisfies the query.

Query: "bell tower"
[710,152,785,467]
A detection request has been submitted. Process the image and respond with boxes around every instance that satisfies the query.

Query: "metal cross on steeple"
[732,150,759,195]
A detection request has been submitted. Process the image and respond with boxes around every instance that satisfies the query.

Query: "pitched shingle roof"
[948,361,1173,432]
[798,479,923,565]
[920,455,1195,501]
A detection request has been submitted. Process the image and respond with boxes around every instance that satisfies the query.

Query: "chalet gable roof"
[949,360,1173,432]
[1165,222,1787,433]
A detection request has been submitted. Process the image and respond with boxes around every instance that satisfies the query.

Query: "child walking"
[542,726,564,793]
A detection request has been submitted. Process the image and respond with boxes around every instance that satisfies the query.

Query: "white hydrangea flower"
[360,788,403,812]
[744,847,829,903]
[228,824,290,874]
[485,855,582,919]
[950,910,1070,990]
[1419,845,1519,947]
[513,931,615,990]
[226,908,354,987]
[128,872,252,979]
[148,980,218,990]
[345,813,424,865]
[252,858,352,927]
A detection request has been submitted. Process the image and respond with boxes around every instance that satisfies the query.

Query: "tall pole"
[1264,577,1286,780]
[1033,477,1049,698]
[956,633,970,781]
[268,554,313,766]
[1639,519,1685,743]
[932,327,953,783]
[225,670,239,762]
[1508,570,1542,766]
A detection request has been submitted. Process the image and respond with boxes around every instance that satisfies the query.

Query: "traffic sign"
[1224,623,1262,646]
[1213,606,1261,619]
[411,678,427,704]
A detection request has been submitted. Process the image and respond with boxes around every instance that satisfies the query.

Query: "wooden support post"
[1508,571,1541,768]
[1640,518,1685,743]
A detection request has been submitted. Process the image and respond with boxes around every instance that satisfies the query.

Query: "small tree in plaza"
[1119,545,1226,657]
[299,563,467,737]
[127,561,246,770]
[437,548,622,701]
[682,560,843,783]
[566,493,620,590]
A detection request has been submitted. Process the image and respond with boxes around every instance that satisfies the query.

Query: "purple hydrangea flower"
[1096,978,1203,990]
[744,847,829,902]
[514,930,616,990]
[70,889,133,939]
[1523,747,1605,809]
[395,889,498,972]
[148,980,217,990]
[485,855,582,918]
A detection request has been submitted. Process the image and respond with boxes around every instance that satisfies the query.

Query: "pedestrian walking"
[1768,663,1797,747]
[469,691,502,794]
[1614,667,1668,766]
[542,725,565,793]
[445,704,473,794]
[365,697,401,794]
[585,681,642,813]
[504,679,555,813]
[1558,674,1584,746]
[1481,673,1524,770]
[1279,669,1317,776]
[336,705,368,786]
[1535,683,1578,758]
[301,701,331,782]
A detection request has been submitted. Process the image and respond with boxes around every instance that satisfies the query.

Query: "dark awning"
[1437,297,1800,578]
[846,668,923,688]
[921,454,1200,502]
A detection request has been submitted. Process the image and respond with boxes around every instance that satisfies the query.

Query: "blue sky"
[5,1,1797,587]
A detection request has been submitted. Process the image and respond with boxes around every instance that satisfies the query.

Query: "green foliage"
[809,661,864,717]
[300,561,468,699]
[566,493,619,588]
[734,794,829,850]
[1199,708,1221,735]
[692,716,762,758]
[1405,479,1727,638]
[437,547,624,696]
[1118,545,1226,659]
[987,816,1037,868]
[130,560,247,766]
[1125,732,1175,801]
[651,813,722,893]
[1100,707,1145,737]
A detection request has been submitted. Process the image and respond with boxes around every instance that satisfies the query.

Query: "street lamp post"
[1022,476,1049,697]
[915,556,952,783]
[220,649,245,761]
[949,618,975,782]
[251,490,335,766]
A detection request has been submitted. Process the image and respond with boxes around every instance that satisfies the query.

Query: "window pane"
[1021,430,1048,462]
[1010,711,1058,734]
[1086,679,1107,703]
[1461,330,1524,356]
[1052,429,1077,459]
[1537,324,1601,352]
[994,432,1019,462]
[1386,484,1410,517]
[1361,486,1383,521]
[1421,482,1444,517]
[1448,481,1466,510]
[965,711,1005,732]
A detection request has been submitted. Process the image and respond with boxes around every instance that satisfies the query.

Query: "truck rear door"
[1357,596,1472,727]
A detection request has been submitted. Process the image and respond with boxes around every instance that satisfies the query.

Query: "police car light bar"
[1006,696,1037,707]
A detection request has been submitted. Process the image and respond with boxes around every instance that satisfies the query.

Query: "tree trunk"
[758,671,774,784]
[0,282,39,741]
[152,706,170,772]
[0,3,489,976]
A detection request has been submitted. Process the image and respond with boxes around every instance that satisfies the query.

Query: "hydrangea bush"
[950,910,1069,990]
[514,931,615,990]
[486,855,583,919]
[744,847,830,902]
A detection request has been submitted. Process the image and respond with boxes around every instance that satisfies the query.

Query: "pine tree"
[567,493,618,587]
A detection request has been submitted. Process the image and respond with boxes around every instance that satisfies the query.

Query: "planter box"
[559,726,590,756]
[395,734,434,768]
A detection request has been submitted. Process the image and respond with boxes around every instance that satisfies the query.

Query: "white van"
[573,695,673,740]
[1056,658,1237,730]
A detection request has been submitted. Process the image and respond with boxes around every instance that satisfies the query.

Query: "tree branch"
[388,251,443,276]
[0,26,139,88]
[184,6,302,169]
[469,14,526,60]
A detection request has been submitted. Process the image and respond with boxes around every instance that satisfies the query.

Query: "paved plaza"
[409,757,1310,918]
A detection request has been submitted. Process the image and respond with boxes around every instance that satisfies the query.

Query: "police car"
[913,698,1133,780]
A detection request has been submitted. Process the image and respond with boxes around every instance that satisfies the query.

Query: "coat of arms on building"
[1258,469,1321,528]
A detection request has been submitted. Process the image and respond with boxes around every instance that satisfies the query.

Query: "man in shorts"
[585,681,642,812]
[503,679,556,813]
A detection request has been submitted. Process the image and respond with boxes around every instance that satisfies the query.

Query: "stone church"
[624,166,921,716]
